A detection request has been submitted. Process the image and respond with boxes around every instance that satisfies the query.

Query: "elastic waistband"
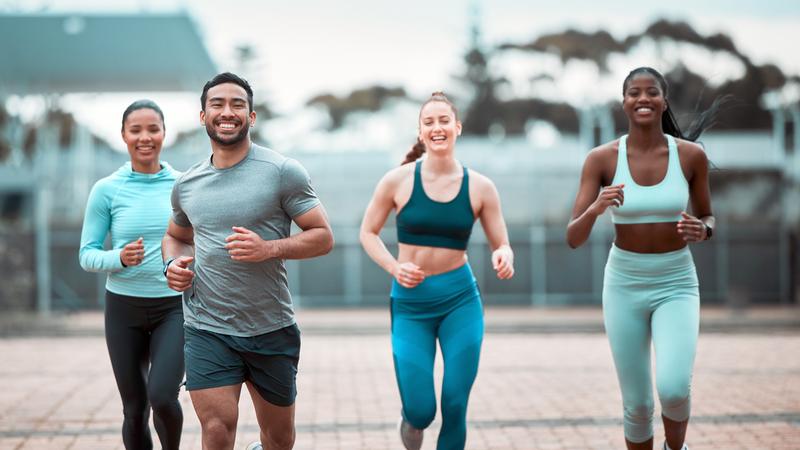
[391,263,477,300]
[106,290,182,307]
[606,244,694,277]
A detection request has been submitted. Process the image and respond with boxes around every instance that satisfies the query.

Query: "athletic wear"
[105,291,184,450]
[391,264,483,450]
[610,134,688,224]
[397,160,475,250]
[80,161,184,450]
[183,324,301,406]
[171,144,320,337]
[79,162,180,298]
[603,244,699,443]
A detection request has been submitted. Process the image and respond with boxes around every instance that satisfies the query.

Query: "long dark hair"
[121,99,164,132]
[623,67,727,142]
[402,91,459,165]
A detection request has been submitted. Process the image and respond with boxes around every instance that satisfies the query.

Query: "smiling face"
[418,100,462,155]
[121,108,164,172]
[200,82,256,147]
[622,72,668,128]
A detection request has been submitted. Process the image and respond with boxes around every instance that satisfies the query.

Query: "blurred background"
[1,0,798,313]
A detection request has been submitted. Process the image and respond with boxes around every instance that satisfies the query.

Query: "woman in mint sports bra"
[360,92,515,450]
[567,67,722,450]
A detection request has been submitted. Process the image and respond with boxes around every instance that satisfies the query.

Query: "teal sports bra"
[396,160,475,250]
[610,134,689,224]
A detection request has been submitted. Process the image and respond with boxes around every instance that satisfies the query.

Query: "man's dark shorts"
[184,324,301,407]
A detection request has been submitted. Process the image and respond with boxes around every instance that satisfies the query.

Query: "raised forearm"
[161,233,194,261]
[359,230,399,275]
[268,226,334,260]
[566,208,600,249]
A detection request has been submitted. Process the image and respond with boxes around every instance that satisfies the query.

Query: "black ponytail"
[623,67,728,142]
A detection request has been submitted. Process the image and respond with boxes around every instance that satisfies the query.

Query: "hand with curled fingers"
[225,226,273,262]
[590,184,625,216]
[677,211,707,242]
[165,256,194,292]
[120,237,145,267]
[492,245,515,279]
[392,261,426,288]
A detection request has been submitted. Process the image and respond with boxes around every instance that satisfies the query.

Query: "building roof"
[0,13,217,94]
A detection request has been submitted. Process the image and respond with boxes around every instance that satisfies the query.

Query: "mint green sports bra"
[610,134,689,224]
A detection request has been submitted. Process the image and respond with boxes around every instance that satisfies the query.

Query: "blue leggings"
[391,263,484,450]
[602,244,700,443]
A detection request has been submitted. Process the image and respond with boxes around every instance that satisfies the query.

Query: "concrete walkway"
[0,307,798,449]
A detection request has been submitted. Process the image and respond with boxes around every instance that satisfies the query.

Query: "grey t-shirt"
[171,144,320,336]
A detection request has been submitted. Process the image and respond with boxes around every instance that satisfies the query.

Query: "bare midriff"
[614,222,687,253]
[397,243,469,276]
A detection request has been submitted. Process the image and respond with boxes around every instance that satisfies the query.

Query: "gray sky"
[3,0,799,147]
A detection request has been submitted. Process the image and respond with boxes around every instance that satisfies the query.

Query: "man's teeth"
[219,123,237,129]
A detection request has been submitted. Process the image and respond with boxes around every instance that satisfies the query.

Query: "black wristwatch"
[162,257,176,276]
[704,224,713,240]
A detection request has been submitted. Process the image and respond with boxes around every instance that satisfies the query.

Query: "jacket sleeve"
[78,181,124,273]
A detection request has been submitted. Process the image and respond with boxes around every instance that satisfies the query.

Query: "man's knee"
[201,416,237,447]
[265,426,296,450]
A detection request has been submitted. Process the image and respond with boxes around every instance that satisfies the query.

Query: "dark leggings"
[105,291,185,450]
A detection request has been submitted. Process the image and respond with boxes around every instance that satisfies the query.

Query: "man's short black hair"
[200,72,254,112]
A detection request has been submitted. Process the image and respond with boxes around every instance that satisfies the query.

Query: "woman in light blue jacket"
[79,100,183,450]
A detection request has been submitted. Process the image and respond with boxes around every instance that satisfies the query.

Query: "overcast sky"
[3,0,798,148]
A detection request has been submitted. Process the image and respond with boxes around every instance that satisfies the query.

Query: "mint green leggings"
[602,244,700,443]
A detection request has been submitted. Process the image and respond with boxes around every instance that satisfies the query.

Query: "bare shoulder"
[589,140,619,161]
[466,168,496,191]
[379,162,415,187]
[675,138,709,165]
[582,139,620,172]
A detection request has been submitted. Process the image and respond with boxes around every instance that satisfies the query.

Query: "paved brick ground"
[1,308,798,449]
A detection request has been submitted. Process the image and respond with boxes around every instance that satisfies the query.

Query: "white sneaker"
[398,417,423,450]
[245,442,263,450]
[663,442,689,450]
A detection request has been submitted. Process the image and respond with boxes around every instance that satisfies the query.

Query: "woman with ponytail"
[360,92,515,450]
[79,100,184,450]
[567,67,721,450]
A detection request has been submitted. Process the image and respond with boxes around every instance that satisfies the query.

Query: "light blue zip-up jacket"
[79,161,181,298]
